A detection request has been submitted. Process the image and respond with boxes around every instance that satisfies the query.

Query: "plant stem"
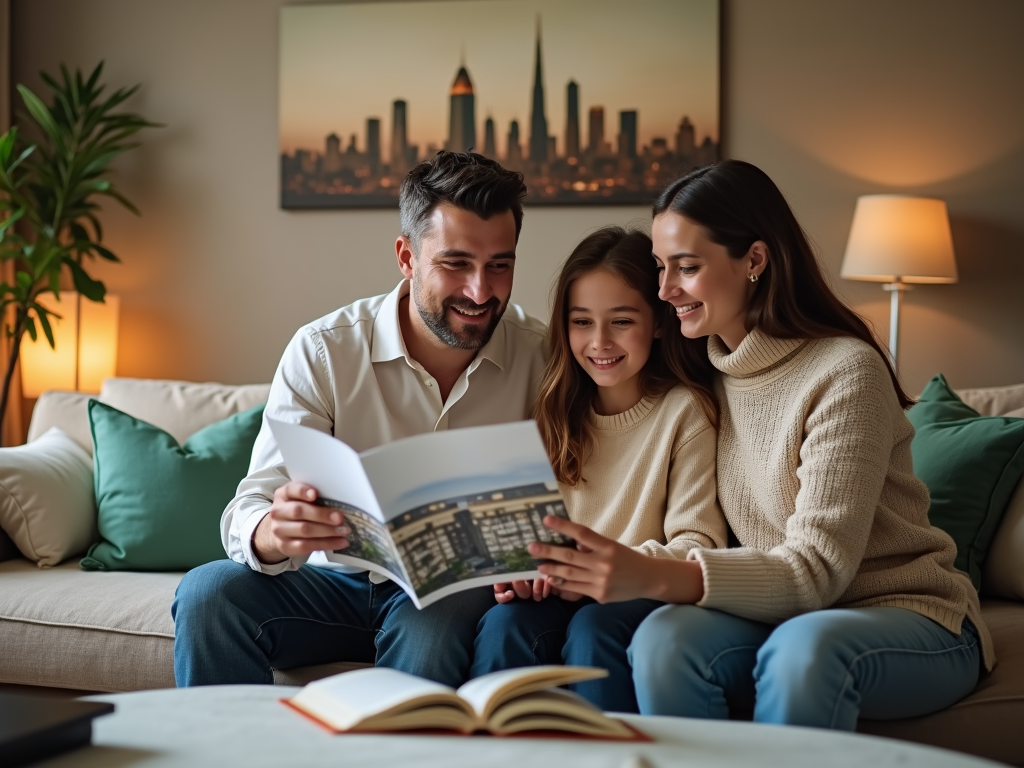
[0,307,27,442]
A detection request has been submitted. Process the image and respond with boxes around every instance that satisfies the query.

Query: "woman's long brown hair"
[653,160,913,409]
[535,227,717,486]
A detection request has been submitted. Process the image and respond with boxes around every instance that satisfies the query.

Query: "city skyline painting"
[279,0,720,208]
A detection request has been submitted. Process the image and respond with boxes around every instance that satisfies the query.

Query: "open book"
[283,666,640,739]
[268,419,574,609]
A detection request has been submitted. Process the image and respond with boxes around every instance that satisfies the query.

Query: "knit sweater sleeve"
[637,420,728,559]
[688,352,895,623]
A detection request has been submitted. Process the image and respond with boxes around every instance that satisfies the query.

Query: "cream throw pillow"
[0,427,96,567]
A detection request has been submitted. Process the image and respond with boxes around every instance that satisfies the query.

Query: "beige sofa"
[0,377,1022,765]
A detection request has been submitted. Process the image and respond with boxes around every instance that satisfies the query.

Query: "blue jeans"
[629,605,982,730]
[472,597,662,712]
[172,560,495,688]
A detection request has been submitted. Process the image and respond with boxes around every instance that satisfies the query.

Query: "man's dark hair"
[399,151,527,250]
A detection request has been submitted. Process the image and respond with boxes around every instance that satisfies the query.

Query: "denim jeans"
[171,560,495,688]
[628,604,982,730]
[472,596,663,712]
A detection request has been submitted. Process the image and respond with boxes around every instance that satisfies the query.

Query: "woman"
[529,160,992,729]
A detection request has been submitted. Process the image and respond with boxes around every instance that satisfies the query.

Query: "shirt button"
[426,381,433,387]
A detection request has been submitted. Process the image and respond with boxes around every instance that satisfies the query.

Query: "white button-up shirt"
[222,280,548,575]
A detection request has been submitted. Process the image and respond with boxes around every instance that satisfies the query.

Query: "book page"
[287,668,475,732]
[358,421,575,604]
[488,688,634,737]
[267,419,412,587]
[455,665,608,721]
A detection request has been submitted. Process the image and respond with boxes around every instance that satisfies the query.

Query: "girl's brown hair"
[535,227,717,486]
[653,160,913,409]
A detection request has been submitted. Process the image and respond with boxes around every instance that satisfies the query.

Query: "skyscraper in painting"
[366,118,381,175]
[447,66,476,153]
[528,19,548,165]
[391,99,408,176]
[618,110,638,159]
[483,116,497,158]
[565,80,579,160]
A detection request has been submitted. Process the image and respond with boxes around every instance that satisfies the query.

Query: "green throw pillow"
[908,374,1024,590]
[81,400,264,571]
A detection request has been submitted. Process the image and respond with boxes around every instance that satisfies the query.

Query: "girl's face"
[652,212,765,352]
[567,269,658,416]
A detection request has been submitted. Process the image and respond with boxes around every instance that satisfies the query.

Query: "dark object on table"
[0,692,114,767]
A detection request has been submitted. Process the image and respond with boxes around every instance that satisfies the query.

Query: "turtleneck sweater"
[687,328,993,670]
[559,386,727,560]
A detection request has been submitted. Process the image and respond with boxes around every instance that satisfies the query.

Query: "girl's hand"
[531,516,704,604]
[493,579,551,603]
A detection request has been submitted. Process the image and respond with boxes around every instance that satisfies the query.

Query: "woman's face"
[652,212,764,351]
[567,269,657,416]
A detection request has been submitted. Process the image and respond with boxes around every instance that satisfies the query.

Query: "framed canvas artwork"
[280,0,720,208]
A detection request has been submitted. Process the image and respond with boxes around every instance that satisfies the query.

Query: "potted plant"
[0,61,158,436]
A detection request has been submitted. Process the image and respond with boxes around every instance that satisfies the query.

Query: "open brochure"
[268,419,575,609]
[283,666,641,739]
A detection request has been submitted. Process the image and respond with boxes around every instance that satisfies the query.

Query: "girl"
[530,161,993,729]
[471,226,727,713]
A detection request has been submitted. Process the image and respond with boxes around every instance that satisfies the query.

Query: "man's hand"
[492,578,551,603]
[252,482,351,565]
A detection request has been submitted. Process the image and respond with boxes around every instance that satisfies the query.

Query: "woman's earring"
[748,273,759,283]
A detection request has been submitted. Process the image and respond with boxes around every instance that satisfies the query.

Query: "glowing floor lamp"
[840,195,958,370]
[20,292,121,397]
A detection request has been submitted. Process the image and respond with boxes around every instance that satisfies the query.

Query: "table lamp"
[19,291,120,397]
[840,195,958,369]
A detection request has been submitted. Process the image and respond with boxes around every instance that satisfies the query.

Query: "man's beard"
[413,283,506,350]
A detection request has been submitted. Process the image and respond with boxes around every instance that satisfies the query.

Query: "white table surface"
[33,685,1001,768]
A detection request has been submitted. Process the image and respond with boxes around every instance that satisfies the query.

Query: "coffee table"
[39,685,999,767]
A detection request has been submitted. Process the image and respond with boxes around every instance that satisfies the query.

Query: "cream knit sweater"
[560,386,727,559]
[688,328,994,670]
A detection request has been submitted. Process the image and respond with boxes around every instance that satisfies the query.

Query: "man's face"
[404,203,517,350]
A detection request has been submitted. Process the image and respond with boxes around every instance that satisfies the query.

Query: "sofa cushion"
[908,374,1024,590]
[957,382,1024,418]
[26,380,273,457]
[25,390,93,453]
[983,478,1024,600]
[0,427,97,567]
[0,559,179,691]
[100,377,271,449]
[81,401,264,572]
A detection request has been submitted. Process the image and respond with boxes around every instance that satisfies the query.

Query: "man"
[172,152,546,687]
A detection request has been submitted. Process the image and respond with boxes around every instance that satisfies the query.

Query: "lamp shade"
[20,291,120,397]
[840,195,958,284]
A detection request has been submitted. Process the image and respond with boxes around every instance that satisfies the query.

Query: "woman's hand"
[531,516,705,604]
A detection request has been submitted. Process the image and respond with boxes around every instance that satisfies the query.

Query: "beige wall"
[11,0,1024,395]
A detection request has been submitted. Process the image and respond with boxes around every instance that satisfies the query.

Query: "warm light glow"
[841,195,958,284]
[19,292,120,397]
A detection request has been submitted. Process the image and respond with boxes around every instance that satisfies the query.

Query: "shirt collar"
[370,279,509,372]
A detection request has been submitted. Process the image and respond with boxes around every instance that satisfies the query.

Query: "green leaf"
[93,243,120,262]
[16,85,61,144]
[24,314,37,341]
[102,187,141,215]
[69,221,90,243]
[66,258,106,301]
[36,308,56,347]
[0,208,25,239]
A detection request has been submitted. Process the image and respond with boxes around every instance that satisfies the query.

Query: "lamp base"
[880,281,911,370]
